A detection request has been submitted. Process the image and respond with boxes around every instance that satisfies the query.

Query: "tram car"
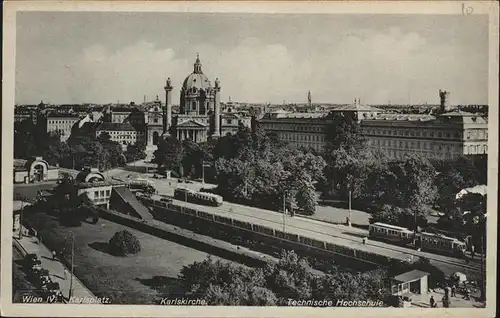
[368,222,415,244]
[417,232,466,256]
[146,197,464,262]
[174,187,223,207]
[369,222,467,256]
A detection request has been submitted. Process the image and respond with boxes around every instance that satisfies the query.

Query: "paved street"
[13,200,94,301]
[14,231,95,300]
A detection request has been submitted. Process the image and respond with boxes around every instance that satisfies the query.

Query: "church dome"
[182,54,211,91]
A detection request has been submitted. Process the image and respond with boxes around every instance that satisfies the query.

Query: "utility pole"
[283,191,287,232]
[347,190,352,227]
[202,160,205,185]
[18,200,24,239]
[480,235,485,301]
[413,208,418,247]
[69,232,75,299]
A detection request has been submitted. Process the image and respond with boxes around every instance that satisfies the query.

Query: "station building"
[13,157,59,184]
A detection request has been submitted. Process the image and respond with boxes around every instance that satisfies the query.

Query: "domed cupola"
[182,54,211,91]
[180,54,216,115]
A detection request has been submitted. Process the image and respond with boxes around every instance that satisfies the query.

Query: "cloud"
[15,28,487,105]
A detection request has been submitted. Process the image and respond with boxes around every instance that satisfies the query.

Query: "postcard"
[2,1,498,317]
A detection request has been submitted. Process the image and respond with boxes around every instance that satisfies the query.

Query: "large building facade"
[259,91,488,160]
[166,55,222,142]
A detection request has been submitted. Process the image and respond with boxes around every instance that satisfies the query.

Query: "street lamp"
[201,160,210,185]
[347,190,352,227]
[67,232,75,299]
[282,190,288,232]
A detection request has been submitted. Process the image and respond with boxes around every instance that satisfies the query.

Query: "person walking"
[451,285,456,297]
[52,250,57,260]
[63,268,69,280]
[430,296,435,308]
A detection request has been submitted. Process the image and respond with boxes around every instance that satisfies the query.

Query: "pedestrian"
[471,245,475,259]
[429,296,435,308]
[63,268,68,280]
[451,285,456,297]
[52,250,57,260]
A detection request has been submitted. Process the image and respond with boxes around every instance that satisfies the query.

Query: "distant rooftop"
[46,112,80,118]
[393,270,429,283]
[97,122,140,131]
[364,113,436,122]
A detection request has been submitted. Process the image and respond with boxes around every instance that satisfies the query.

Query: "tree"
[370,205,428,229]
[179,256,275,305]
[295,173,317,215]
[388,155,437,213]
[153,136,183,172]
[108,230,141,256]
[324,112,365,153]
[125,141,147,162]
[98,132,126,169]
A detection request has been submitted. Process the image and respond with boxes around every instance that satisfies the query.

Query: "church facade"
[164,55,221,142]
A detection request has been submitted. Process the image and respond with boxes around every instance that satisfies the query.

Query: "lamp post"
[480,235,485,301]
[68,232,75,299]
[18,199,24,239]
[283,190,287,232]
[347,190,352,227]
[201,160,210,185]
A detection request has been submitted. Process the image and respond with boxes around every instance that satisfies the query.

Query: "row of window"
[93,189,111,198]
[281,133,325,142]
[266,123,324,132]
[47,120,78,124]
[364,128,462,139]
[100,131,143,136]
[368,139,462,151]
[383,149,457,160]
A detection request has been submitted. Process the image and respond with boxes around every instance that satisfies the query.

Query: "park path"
[14,232,95,301]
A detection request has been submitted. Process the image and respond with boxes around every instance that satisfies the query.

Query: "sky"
[15,12,489,105]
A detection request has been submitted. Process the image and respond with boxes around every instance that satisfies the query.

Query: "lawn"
[22,211,240,304]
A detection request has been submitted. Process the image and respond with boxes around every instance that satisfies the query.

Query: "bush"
[108,230,141,256]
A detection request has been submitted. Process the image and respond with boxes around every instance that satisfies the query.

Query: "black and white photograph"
[1,1,498,317]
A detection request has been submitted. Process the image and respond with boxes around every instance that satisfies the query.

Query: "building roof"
[46,112,80,119]
[455,184,487,199]
[365,113,436,122]
[439,110,477,117]
[183,56,212,91]
[96,122,139,131]
[438,111,488,124]
[177,119,208,128]
[331,102,383,113]
[110,107,134,113]
[393,270,430,283]
[262,110,329,120]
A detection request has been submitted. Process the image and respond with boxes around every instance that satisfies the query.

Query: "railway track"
[164,197,482,273]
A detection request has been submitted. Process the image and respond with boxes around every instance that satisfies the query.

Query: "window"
[154,118,158,123]
[94,191,99,198]
[106,190,111,196]
[100,191,105,197]
[191,101,196,110]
